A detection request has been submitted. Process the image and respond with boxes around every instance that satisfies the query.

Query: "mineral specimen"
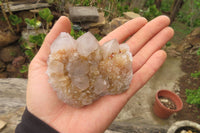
[47,32,133,107]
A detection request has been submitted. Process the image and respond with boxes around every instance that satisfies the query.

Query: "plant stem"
[46,22,49,33]
[0,2,14,33]
[5,0,12,15]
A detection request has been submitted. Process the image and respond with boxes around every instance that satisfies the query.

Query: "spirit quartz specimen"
[47,32,133,107]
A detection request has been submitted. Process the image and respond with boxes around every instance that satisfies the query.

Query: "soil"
[159,96,177,110]
[176,50,200,123]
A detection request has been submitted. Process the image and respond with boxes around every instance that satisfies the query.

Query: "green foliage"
[25,49,35,60]
[21,42,32,50]
[94,34,102,41]
[160,0,173,12]
[25,18,41,29]
[70,28,85,39]
[21,34,45,61]
[29,34,46,47]
[166,42,172,47]
[194,0,200,9]
[191,71,200,78]
[82,0,90,6]
[20,65,29,73]
[145,0,155,7]
[9,14,22,25]
[197,48,200,56]
[143,5,161,20]
[39,8,54,23]
[133,7,140,13]
[186,87,200,108]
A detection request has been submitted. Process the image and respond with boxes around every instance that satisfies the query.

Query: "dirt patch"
[176,52,200,123]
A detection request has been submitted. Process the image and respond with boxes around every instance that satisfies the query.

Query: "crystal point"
[77,32,99,57]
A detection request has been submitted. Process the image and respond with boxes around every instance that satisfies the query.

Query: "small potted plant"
[153,89,183,119]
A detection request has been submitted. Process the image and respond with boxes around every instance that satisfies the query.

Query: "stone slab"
[69,6,99,22]
[0,120,7,131]
[123,12,141,20]
[2,2,49,12]
[0,78,27,133]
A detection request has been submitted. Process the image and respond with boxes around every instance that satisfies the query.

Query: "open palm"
[26,16,173,133]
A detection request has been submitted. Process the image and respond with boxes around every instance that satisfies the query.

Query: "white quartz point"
[101,39,120,59]
[77,32,99,57]
[119,43,130,52]
[51,32,76,53]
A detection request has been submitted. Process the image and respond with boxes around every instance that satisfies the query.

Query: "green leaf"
[25,18,37,27]
[39,8,52,21]
[25,49,35,60]
[22,42,32,50]
[46,15,54,23]
[20,65,29,73]
[197,48,200,56]
[29,34,46,47]
[9,14,22,25]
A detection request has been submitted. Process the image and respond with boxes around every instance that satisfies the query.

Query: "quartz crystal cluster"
[47,32,133,107]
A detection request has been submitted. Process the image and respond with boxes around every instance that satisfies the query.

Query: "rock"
[89,28,100,35]
[123,12,141,19]
[0,78,27,133]
[89,12,106,27]
[0,120,7,131]
[0,31,19,47]
[0,45,22,62]
[190,27,200,36]
[12,56,26,67]
[6,64,17,72]
[175,27,200,55]
[69,6,99,22]
[101,17,129,35]
[0,72,8,78]
[81,12,106,29]
[0,60,6,72]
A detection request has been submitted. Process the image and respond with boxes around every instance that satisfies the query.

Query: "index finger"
[99,17,147,45]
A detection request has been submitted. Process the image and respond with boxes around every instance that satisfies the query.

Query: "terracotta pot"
[153,89,183,119]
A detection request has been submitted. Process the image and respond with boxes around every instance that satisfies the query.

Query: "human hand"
[26,16,174,133]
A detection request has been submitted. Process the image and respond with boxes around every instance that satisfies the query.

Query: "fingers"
[132,27,174,73]
[99,17,147,45]
[34,16,71,63]
[126,15,170,55]
[125,50,167,99]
